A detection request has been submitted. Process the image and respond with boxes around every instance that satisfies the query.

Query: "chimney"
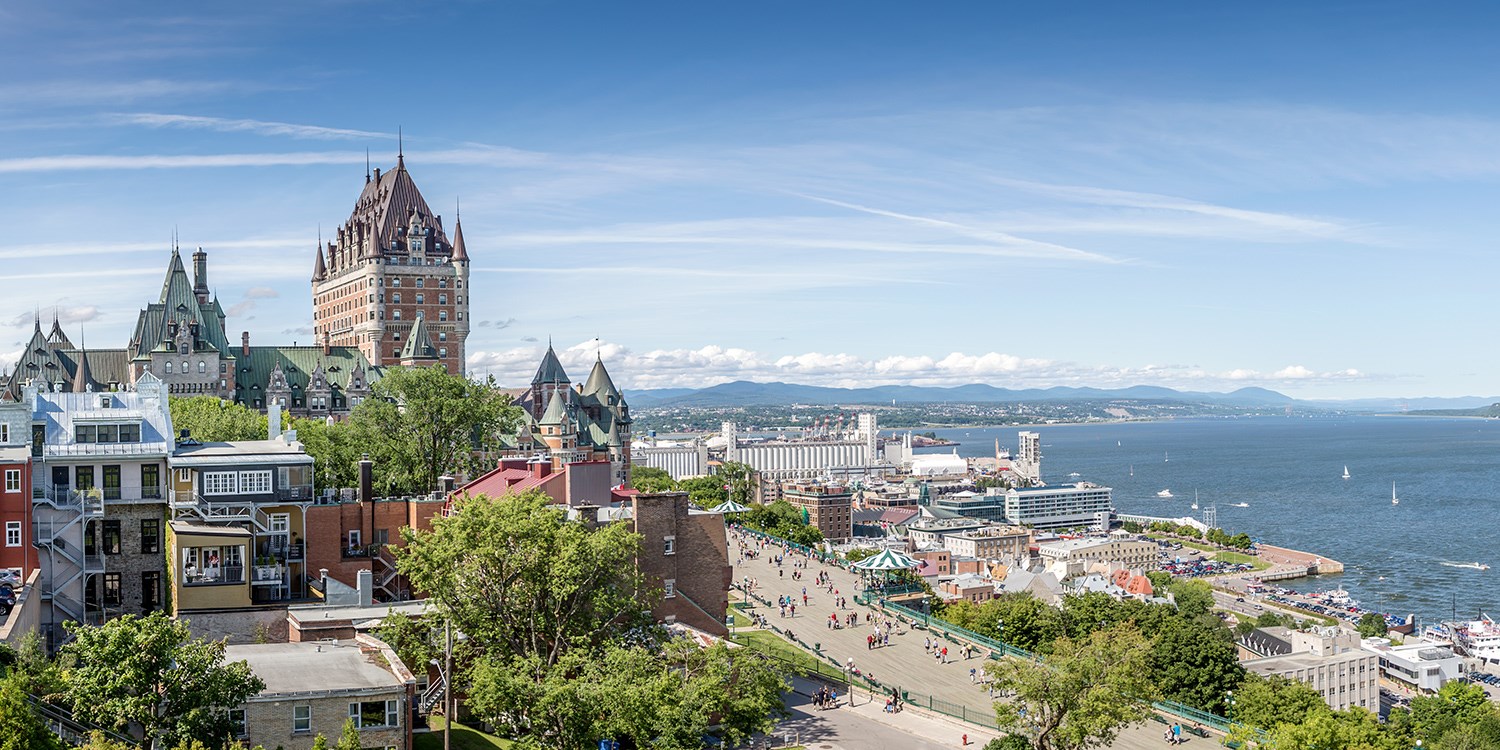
[268,402,282,441]
[359,455,373,504]
[322,330,331,356]
[357,570,373,608]
[192,247,209,303]
[241,331,250,356]
[531,459,550,480]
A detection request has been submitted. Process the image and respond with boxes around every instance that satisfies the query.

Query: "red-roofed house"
[448,457,615,512]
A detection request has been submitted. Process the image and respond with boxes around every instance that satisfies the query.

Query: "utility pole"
[444,619,453,750]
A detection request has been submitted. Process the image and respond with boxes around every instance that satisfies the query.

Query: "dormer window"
[99,395,111,408]
[179,343,189,355]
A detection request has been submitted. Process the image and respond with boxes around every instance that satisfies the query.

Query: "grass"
[416,716,515,750]
[1150,535,1271,571]
[729,602,756,628]
[728,629,823,674]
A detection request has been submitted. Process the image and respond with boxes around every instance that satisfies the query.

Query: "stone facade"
[93,503,169,616]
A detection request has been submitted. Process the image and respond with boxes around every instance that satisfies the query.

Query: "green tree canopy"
[1149,619,1244,713]
[677,475,728,509]
[1356,612,1389,638]
[62,612,265,750]
[629,465,678,493]
[349,366,522,494]
[334,717,361,750]
[286,415,361,491]
[1227,673,1327,732]
[396,488,787,748]
[169,397,267,442]
[985,622,1159,750]
[0,672,62,750]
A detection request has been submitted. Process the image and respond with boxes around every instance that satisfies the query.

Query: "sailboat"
[1391,482,1399,505]
[1191,490,1199,511]
[1164,451,1169,463]
[1129,465,1133,477]
[1343,466,1351,480]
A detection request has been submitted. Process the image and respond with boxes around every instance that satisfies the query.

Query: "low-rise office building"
[1362,638,1467,693]
[1241,628,1378,712]
[1004,483,1113,531]
[940,526,1032,567]
[1037,536,1159,574]
[226,634,415,750]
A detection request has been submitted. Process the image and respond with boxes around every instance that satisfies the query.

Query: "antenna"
[398,127,403,160]
[365,148,371,180]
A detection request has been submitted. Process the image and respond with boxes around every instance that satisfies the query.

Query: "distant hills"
[627,381,1298,408]
[625,381,1500,412]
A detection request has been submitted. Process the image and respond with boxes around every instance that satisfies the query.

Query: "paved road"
[730,532,1211,750]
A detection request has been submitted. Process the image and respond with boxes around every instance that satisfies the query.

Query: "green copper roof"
[539,389,570,426]
[581,356,619,399]
[232,346,377,407]
[532,345,569,385]
[398,314,438,361]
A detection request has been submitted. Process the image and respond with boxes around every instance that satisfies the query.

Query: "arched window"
[181,360,188,373]
[439,294,447,305]
[393,310,402,320]
[164,361,173,374]
[439,310,448,321]
[198,361,206,374]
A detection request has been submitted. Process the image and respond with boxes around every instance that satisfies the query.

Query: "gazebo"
[708,499,751,514]
[852,548,920,594]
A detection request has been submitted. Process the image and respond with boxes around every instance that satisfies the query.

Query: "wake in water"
[1441,561,1492,571]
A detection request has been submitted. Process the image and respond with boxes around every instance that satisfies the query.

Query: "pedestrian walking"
[942,646,949,664]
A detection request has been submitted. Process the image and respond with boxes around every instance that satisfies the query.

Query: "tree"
[985,622,1158,750]
[375,610,438,683]
[716,461,757,505]
[678,475,729,509]
[630,465,678,493]
[1261,707,1397,750]
[63,612,265,750]
[0,672,62,750]
[1357,612,1389,638]
[169,397,267,442]
[334,717,361,750]
[310,734,330,750]
[398,489,787,748]
[350,366,522,494]
[1226,673,1327,732]
[1164,578,1214,619]
[287,415,361,491]
[1149,620,1244,713]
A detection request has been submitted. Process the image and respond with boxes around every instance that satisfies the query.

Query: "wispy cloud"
[0,79,247,107]
[4,305,101,328]
[467,338,1375,391]
[113,113,391,141]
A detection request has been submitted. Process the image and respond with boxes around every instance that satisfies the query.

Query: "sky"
[3,1,1500,398]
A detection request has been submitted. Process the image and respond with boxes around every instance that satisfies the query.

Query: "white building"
[1005,482,1113,531]
[632,441,709,480]
[29,374,175,642]
[1014,431,1041,485]
[721,417,883,481]
[909,451,967,477]
[1241,627,1379,712]
[1362,638,1467,693]
[1037,536,1159,574]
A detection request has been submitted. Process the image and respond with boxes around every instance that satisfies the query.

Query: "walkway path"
[730,531,1209,750]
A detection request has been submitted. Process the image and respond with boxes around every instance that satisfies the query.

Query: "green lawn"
[729,629,822,673]
[729,603,756,628]
[417,716,514,750]
[1213,550,1270,570]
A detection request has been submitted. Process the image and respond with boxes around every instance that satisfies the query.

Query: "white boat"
[1392,481,1399,505]
[1442,562,1492,571]
[1069,472,1081,478]
[1164,451,1169,463]
[1455,616,1500,664]
[1343,465,1351,480]
[1191,490,1199,510]
[1230,502,1249,508]
[1157,489,1174,498]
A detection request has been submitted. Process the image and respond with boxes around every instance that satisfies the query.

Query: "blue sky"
[3,1,1499,397]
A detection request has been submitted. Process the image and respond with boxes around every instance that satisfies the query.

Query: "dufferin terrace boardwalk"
[730,530,1213,750]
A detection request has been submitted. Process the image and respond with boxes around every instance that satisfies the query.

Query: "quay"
[1254,543,1344,577]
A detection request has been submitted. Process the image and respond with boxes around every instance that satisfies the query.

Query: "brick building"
[0,402,35,581]
[631,491,730,636]
[780,480,853,542]
[311,153,470,374]
[302,457,445,602]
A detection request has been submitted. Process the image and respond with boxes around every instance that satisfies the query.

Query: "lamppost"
[1226,689,1235,721]
[430,620,467,750]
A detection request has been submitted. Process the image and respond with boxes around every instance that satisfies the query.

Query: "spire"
[531,342,568,385]
[582,355,620,399]
[71,337,94,393]
[539,388,570,426]
[312,239,328,281]
[365,148,371,183]
[397,126,404,169]
[32,309,40,335]
[451,212,468,262]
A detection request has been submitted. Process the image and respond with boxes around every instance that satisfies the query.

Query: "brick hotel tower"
[311,152,470,374]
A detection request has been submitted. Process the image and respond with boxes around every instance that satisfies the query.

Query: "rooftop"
[225,640,407,696]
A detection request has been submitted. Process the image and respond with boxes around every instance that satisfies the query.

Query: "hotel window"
[664,579,677,598]
[203,472,237,495]
[416,293,424,304]
[439,310,448,321]
[198,361,206,374]
[141,519,160,554]
[439,348,447,357]
[4,522,19,547]
[393,310,401,320]
[439,332,447,342]
[392,278,401,287]
[439,278,447,288]
[293,705,311,733]
[348,699,399,729]
[239,470,272,494]
[181,543,245,585]
[415,278,424,288]
[3,470,17,492]
[181,360,188,373]
[103,573,121,607]
[663,536,675,555]
[393,293,401,304]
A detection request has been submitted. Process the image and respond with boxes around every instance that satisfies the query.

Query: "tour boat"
[1156,489,1174,499]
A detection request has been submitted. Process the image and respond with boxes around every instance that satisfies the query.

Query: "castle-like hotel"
[0,157,631,481]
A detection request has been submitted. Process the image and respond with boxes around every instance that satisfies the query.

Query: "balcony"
[183,565,245,586]
[251,564,285,586]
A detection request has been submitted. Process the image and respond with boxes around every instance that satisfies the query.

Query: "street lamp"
[430,620,468,750]
[1226,690,1235,721]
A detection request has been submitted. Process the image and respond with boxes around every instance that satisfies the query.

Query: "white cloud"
[468,339,1372,392]
[243,286,279,299]
[113,113,391,141]
[5,305,102,328]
